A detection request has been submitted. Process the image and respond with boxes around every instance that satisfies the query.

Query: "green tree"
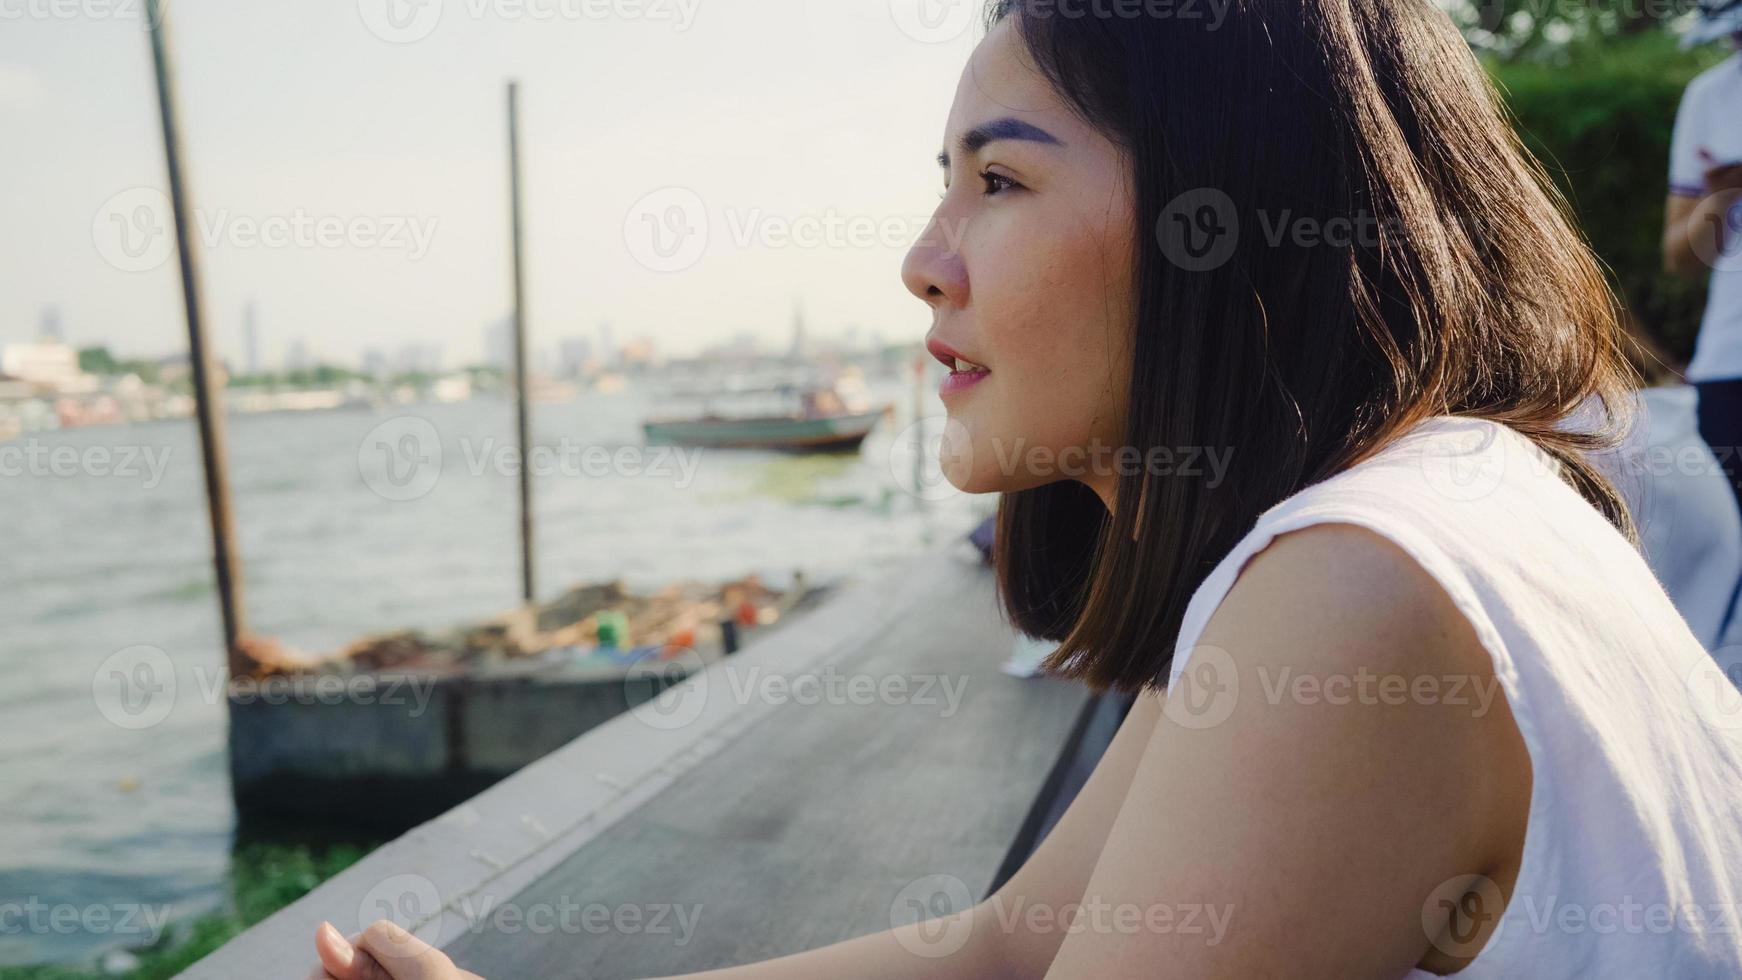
[1447,0,1703,62]
[1486,30,1732,362]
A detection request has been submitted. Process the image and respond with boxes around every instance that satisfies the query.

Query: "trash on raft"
[228,572,823,679]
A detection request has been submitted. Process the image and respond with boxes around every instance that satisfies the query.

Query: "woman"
[309,1,1742,976]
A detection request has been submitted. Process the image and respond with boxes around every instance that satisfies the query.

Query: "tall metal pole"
[507,81,536,604]
[146,0,248,674]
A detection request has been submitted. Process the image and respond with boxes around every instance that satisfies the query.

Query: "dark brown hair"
[988,0,1640,692]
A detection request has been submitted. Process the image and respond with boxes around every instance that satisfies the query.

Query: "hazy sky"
[0,0,985,366]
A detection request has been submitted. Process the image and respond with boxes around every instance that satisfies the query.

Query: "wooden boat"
[645,382,887,452]
[643,407,887,452]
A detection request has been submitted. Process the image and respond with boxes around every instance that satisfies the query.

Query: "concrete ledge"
[182,541,1073,979]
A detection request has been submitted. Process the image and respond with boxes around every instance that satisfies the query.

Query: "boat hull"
[643,408,886,452]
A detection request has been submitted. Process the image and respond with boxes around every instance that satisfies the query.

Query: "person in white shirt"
[1588,385,1742,647]
[1665,0,1742,513]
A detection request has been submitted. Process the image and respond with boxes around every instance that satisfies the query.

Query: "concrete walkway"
[179,540,1094,979]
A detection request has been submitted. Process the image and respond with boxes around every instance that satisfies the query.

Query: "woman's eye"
[981,170,1019,196]
[937,172,1019,201]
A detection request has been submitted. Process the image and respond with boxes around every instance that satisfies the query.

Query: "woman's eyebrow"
[935,117,1065,171]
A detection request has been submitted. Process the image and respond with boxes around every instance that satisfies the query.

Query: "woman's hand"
[306,919,486,980]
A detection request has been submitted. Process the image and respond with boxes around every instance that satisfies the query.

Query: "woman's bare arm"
[1041,522,1531,978]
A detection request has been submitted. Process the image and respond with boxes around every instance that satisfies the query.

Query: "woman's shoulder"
[1189,519,1493,686]
[1280,415,1541,513]
[1167,416,1525,687]
[1149,516,1533,973]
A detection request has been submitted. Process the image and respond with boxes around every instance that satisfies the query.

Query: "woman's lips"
[940,364,990,397]
[926,336,990,398]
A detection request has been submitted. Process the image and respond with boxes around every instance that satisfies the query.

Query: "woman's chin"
[941,465,999,495]
[938,443,1001,495]
[936,420,1046,495]
[940,453,1057,496]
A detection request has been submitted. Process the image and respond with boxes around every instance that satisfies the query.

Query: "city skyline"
[8,298,896,377]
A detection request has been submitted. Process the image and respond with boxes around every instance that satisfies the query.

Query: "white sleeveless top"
[1165,416,1742,977]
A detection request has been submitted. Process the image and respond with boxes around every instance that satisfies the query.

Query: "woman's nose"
[901,214,968,309]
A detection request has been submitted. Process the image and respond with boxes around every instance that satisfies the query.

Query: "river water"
[0,377,983,965]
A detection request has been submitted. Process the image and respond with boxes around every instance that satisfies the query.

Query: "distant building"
[0,372,34,402]
[558,336,593,378]
[39,307,63,343]
[788,298,808,360]
[361,347,389,378]
[697,330,769,363]
[155,353,229,388]
[156,353,189,386]
[394,342,442,376]
[285,338,311,374]
[620,336,656,367]
[485,318,515,369]
[597,321,616,368]
[1,339,94,394]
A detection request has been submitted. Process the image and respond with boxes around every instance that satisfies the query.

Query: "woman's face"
[901,17,1137,505]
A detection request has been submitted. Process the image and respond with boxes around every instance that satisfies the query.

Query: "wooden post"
[145,0,248,674]
[507,80,536,604]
